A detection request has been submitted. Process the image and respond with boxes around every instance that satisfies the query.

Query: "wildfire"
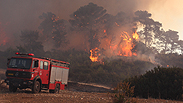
[90,47,100,62]
[89,30,139,62]
[132,31,139,40]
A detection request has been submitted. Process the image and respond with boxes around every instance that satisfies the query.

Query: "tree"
[39,12,68,48]
[38,12,56,38]
[114,11,136,29]
[134,10,162,48]
[69,2,108,49]
[19,30,44,56]
[167,30,179,53]
[158,30,179,54]
[178,40,183,54]
[52,19,69,47]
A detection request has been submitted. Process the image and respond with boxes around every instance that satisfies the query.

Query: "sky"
[146,0,183,40]
[0,0,183,46]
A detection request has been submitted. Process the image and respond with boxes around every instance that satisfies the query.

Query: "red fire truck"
[5,52,70,93]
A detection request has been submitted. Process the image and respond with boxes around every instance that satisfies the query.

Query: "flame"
[111,31,138,57]
[104,29,106,33]
[89,30,139,62]
[132,31,139,40]
[90,47,100,62]
[115,22,119,26]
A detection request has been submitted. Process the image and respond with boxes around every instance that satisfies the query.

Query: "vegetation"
[127,66,183,100]
[155,53,183,67]
[110,81,136,103]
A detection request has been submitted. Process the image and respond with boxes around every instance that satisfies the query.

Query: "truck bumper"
[5,78,33,89]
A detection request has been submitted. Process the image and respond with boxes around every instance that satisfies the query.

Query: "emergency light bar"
[15,52,34,56]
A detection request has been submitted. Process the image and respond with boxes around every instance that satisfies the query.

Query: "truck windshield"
[8,58,32,69]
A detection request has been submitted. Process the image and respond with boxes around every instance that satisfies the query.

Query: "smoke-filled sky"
[147,0,183,40]
[0,0,183,47]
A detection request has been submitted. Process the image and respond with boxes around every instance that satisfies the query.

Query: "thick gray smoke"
[0,0,153,50]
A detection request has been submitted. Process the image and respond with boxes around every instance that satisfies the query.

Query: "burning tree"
[102,11,139,57]
[69,2,110,62]
[69,3,140,62]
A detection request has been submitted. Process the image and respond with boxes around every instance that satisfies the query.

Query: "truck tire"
[54,84,60,93]
[32,81,41,93]
[49,84,60,93]
[9,83,17,92]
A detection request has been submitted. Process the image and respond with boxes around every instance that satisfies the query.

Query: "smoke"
[0,0,154,51]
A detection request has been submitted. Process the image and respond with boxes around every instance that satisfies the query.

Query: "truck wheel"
[49,84,60,93]
[32,81,41,93]
[9,83,17,92]
[54,84,60,93]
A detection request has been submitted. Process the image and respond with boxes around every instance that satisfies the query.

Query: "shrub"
[128,66,183,100]
[110,81,136,103]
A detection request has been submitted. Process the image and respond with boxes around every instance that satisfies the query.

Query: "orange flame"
[132,31,139,40]
[104,29,106,33]
[90,47,100,62]
[89,30,139,62]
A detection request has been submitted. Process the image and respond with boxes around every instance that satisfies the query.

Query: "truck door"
[32,59,39,77]
[40,61,50,84]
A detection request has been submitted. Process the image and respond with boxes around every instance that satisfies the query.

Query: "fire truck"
[5,52,70,93]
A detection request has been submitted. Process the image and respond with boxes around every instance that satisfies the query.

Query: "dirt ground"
[0,89,113,103]
[0,89,183,103]
[0,69,183,103]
